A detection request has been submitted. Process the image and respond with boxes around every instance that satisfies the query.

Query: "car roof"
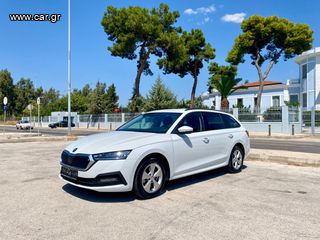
[147,108,230,115]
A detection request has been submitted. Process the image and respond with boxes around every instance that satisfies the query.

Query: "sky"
[1,0,320,106]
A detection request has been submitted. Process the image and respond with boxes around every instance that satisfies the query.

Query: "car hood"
[65,131,169,154]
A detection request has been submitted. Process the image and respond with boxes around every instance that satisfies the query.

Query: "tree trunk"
[254,49,282,113]
[256,77,264,113]
[221,97,229,110]
[133,49,151,99]
[190,74,198,108]
[190,65,198,108]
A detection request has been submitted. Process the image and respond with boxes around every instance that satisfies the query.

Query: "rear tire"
[133,158,166,199]
[227,146,244,173]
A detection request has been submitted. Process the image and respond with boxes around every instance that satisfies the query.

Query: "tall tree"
[81,84,92,97]
[105,84,119,113]
[207,62,238,92]
[14,78,36,115]
[226,15,313,110]
[158,29,215,108]
[0,69,15,115]
[144,76,177,111]
[41,88,60,115]
[208,63,247,109]
[101,3,180,111]
[71,89,88,113]
[88,81,108,114]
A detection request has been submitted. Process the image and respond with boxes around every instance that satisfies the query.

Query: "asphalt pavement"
[1,125,320,154]
[0,141,319,240]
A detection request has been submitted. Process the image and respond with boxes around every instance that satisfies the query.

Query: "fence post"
[232,108,239,119]
[282,105,289,134]
[121,113,125,123]
[105,114,108,129]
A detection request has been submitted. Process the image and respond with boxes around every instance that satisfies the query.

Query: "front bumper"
[60,171,127,187]
[60,157,137,192]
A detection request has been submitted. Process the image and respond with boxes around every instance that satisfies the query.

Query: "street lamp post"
[67,0,72,134]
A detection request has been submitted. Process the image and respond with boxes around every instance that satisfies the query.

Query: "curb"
[0,136,77,144]
[250,135,310,140]
[247,153,320,167]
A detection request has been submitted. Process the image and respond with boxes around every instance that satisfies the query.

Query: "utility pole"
[67,0,72,135]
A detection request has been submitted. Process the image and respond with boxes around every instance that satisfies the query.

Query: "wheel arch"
[135,152,171,181]
[233,142,245,156]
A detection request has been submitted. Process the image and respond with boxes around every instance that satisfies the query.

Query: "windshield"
[117,112,181,133]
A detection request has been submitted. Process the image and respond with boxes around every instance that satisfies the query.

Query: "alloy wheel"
[232,149,243,170]
[141,163,163,194]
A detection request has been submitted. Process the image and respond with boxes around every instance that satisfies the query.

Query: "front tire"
[227,146,244,173]
[133,158,166,199]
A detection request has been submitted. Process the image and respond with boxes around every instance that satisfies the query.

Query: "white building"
[51,111,77,122]
[202,47,320,111]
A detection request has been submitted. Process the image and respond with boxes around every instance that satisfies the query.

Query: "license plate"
[61,166,78,180]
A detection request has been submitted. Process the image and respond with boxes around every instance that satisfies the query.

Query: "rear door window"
[202,112,225,131]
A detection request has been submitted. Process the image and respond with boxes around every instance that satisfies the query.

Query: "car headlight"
[92,150,131,161]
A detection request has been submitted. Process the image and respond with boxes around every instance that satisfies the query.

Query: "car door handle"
[202,137,210,144]
[228,134,234,139]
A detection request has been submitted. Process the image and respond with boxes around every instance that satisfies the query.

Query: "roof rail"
[184,108,209,111]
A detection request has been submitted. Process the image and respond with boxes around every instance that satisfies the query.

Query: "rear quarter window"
[220,113,241,128]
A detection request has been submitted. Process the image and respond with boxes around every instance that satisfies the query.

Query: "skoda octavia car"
[60,109,250,199]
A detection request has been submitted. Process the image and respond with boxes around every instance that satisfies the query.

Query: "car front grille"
[61,150,90,170]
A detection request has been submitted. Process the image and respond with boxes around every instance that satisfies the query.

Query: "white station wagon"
[60,109,250,199]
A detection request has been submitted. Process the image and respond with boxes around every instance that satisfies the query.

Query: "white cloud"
[184,5,216,15]
[221,13,246,23]
[197,5,216,14]
[204,17,210,23]
[184,8,197,15]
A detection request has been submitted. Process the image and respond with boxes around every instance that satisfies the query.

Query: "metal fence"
[236,107,283,122]
[302,110,320,127]
[12,107,312,134]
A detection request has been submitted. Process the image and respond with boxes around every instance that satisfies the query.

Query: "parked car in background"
[49,121,75,128]
[16,120,33,130]
[59,109,250,199]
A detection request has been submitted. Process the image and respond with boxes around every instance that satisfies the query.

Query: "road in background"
[1,125,320,154]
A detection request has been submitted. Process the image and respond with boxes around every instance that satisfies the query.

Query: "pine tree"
[105,84,119,113]
[143,76,177,111]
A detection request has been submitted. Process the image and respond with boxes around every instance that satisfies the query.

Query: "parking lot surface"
[0,141,319,240]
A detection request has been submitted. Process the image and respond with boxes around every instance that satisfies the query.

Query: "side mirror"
[177,126,193,134]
